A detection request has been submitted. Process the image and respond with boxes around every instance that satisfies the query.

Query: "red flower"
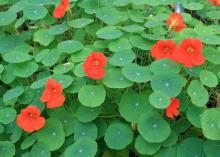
[40,79,65,109]
[173,38,205,68]
[166,98,180,119]
[83,52,107,80]
[17,106,45,133]
[167,13,187,32]
[209,0,220,6]
[151,40,177,60]
[53,0,70,18]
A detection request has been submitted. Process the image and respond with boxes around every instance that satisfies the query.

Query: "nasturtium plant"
[1,0,220,156]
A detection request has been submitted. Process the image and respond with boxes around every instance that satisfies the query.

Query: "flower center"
[170,19,178,27]
[187,46,194,53]
[28,113,34,119]
[53,89,57,93]
[94,60,99,66]
[164,46,170,52]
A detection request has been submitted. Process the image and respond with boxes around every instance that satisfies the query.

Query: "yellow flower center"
[187,47,194,53]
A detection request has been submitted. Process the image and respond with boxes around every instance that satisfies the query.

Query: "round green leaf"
[122,24,145,33]
[135,135,161,155]
[42,49,60,66]
[0,141,15,157]
[104,122,133,150]
[33,29,54,46]
[13,62,38,78]
[0,108,16,124]
[3,86,24,102]
[48,23,69,35]
[102,68,133,89]
[64,137,97,157]
[96,26,123,39]
[23,5,48,20]
[122,63,152,83]
[199,34,220,45]
[109,49,135,66]
[3,51,32,63]
[31,143,51,157]
[71,47,92,63]
[73,62,86,77]
[74,122,98,141]
[69,18,94,28]
[129,35,153,50]
[204,140,220,157]
[58,40,83,54]
[108,38,132,52]
[151,73,183,97]
[138,111,171,143]
[78,85,106,107]
[149,91,170,109]
[186,105,204,128]
[150,59,181,74]
[183,2,204,10]
[72,102,102,123]
[200,70,218,87]
[201,108,220,140]
[21,134,36,150]
[53,63,74,75]
[187,80,209,107]
[119,92,153,122]
[52,75,73,89]
[177,137,206,157]
[66,77,86,94]
[203,47,220,64]
[0,10,16,26]
[36,118,65,151]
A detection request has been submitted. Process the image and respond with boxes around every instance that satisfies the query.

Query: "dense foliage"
[1,0,220,157]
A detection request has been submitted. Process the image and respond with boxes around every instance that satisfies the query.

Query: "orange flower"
[40,79,65,109]
[166,98,180,119]
[167,13,187,32]
[173,38,205,68]
[53,0,70,18]
[17,106,45,133]
[151,40,177,61]
[209,0,220,6]
[83,52,107,80]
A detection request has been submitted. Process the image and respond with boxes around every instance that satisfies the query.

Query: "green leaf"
[113,0,130,6]
[102,68,133,89]
[36,118,65,151]
[109,49,135,66]
[131,0,160,5]
[33,29,54,46]
[177,137,206,157]
[108,38,132,52]
[10,126,22,143]
[96,26,123,39]
[199,34,220,45]
[72,102,102,123]
[78,85,106,107]
[73,62,86,77]
[0,10,16,26]
[42,48,60,66]
[49,107,75,136]
[204,140,220,157]
[0,108,16,124]
[66,77,86,94]
[31,143,51,157]
[200,70,218,88]
[53,63,74,75]
[3,86,24,102]
[129,35,153,50]
[0,141,15,157]
[119,92,153,123]
[186,105,204,128]
[3,51,32,63]
[104,122,133,150]
[21,134,37,150]
[48,23,69,35]
[149,91,170,109]
[74,122,98,141]
[13,62,38,78]
[23,5,48,20]
[138,111,171,143]
[57,40,83,54]
[151,73,183,97]
[52,75,73,89]
[96,7,121,25]
[203,47,220,64]
[122,63,152,83]
[201,108,220,140]
[122,24,145,33]
[69,18,94,28]
[187,80,209,107]
[71,47,92,63]
[150,59,181,74]
[183,2,204,10]
[135,135,161,155]
[64,137,97,157]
